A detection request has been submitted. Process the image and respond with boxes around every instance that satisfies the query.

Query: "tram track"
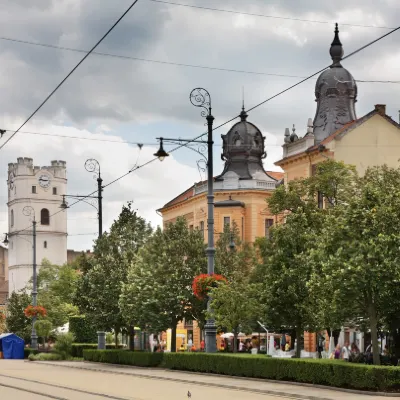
[0,373,140,400]
[0,368,325,400]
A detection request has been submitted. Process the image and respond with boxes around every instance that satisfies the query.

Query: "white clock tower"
[7,157,67,293]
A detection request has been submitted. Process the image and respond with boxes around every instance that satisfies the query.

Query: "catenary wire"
[8,24,400,237]
[5,128,400,147]
[0,36,399,83]
[147,0,396,30]
[0,0,141,151]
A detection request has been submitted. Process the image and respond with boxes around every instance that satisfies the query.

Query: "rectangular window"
[189,224,194,231]
[265,219,274,238]
[200,221,204,237]
[32,186,37,194]
[52,187,57,195]
[318,191,324,209]
[223,216,231,228]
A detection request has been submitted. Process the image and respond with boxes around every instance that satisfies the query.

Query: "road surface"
[0,360,397,399]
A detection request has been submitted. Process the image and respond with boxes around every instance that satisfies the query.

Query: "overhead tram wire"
[11,23,400,237]
[0,0,141,151]
[147,0,395,30]
[0,36,399,84]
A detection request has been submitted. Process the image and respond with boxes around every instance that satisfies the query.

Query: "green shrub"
[83,350,163,367]
[24,348,39,359]
[163,353,400,393]
[69,316,97,343]
[71,343,125,358]
[54,332,75,359]
[28,352,64,361]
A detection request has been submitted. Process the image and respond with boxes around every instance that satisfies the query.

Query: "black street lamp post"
[154,88,218,352]
[22,206,38,350]
[60,159,103,238]
[59,158,105,349]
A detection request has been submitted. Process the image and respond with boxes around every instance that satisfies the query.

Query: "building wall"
[333,114,400,175]
[7,158,67,293]
[67,249,93,264]
[0,246,8,304]
[162,190,276,243]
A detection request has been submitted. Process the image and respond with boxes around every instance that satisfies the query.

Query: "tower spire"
[330,23,344,66]
[240,87,248,121]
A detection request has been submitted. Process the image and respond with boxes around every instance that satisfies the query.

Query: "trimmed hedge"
[83,349,163,367]
[163,353,400,392]
[81,350,400,392]
[71,343,124,358]
[24,348,39,359]
[28,352,64,361]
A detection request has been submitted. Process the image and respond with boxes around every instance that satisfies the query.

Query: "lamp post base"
[31,333,38,350]
[204,320,217,353]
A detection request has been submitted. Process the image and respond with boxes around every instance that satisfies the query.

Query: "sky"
[0,0,399,251]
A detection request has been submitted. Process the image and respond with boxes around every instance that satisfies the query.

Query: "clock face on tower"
[38,174,51,188]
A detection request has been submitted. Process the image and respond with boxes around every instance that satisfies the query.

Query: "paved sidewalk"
[37,360,400,399]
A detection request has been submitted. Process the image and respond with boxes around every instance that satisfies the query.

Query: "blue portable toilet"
[0,333,25,359]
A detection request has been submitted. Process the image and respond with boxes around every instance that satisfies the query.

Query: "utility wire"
[1,36,399,84]
[0,0,141,151]
[147,0,396,30]
[8,24,400,237]
[6,128,400,147]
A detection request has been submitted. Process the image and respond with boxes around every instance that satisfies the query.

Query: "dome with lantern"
[216,106,271,181]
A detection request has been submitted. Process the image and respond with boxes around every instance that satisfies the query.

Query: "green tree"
[76,202,152,344]
[120,217,206,351]
[215,222,257,282]
[34,319,53,349]
[210,281,261,352]
[5,291,31,342]
[309,165,400,365]
[254,160,356,357]
[33,260,79,328]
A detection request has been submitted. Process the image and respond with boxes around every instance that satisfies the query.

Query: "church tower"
[7,158,67,293]
[313,23,357,144]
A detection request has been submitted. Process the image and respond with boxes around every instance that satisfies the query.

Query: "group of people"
[330,342,360,361]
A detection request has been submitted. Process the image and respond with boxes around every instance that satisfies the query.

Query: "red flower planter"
[192,274,227,300]
[24,305,47,318]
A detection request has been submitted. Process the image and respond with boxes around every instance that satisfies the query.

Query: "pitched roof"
[160,170,282,210]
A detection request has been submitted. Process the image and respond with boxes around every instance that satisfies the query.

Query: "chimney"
[374,104,386,116]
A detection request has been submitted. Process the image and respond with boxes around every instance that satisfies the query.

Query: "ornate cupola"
[216,105,267,181]
[313,23,357,144]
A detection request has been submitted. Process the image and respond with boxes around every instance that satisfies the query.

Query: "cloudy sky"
[0,0,399,251]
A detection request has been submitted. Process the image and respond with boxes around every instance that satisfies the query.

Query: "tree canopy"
[120,217,206,351]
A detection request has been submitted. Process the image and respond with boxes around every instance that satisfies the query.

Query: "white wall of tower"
[7,157,67,293]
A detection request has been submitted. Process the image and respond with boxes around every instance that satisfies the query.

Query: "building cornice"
[7,198,65,207]
[160,189,273,214]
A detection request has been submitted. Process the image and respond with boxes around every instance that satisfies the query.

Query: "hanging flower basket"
[192,273,227,300]
[24,305,47,318]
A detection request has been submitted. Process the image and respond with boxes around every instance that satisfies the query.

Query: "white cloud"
[0,125,199,251]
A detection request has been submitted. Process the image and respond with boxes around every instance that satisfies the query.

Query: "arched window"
[41,208,50,225]
[10,210,14,227]
[44,241,47,249]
